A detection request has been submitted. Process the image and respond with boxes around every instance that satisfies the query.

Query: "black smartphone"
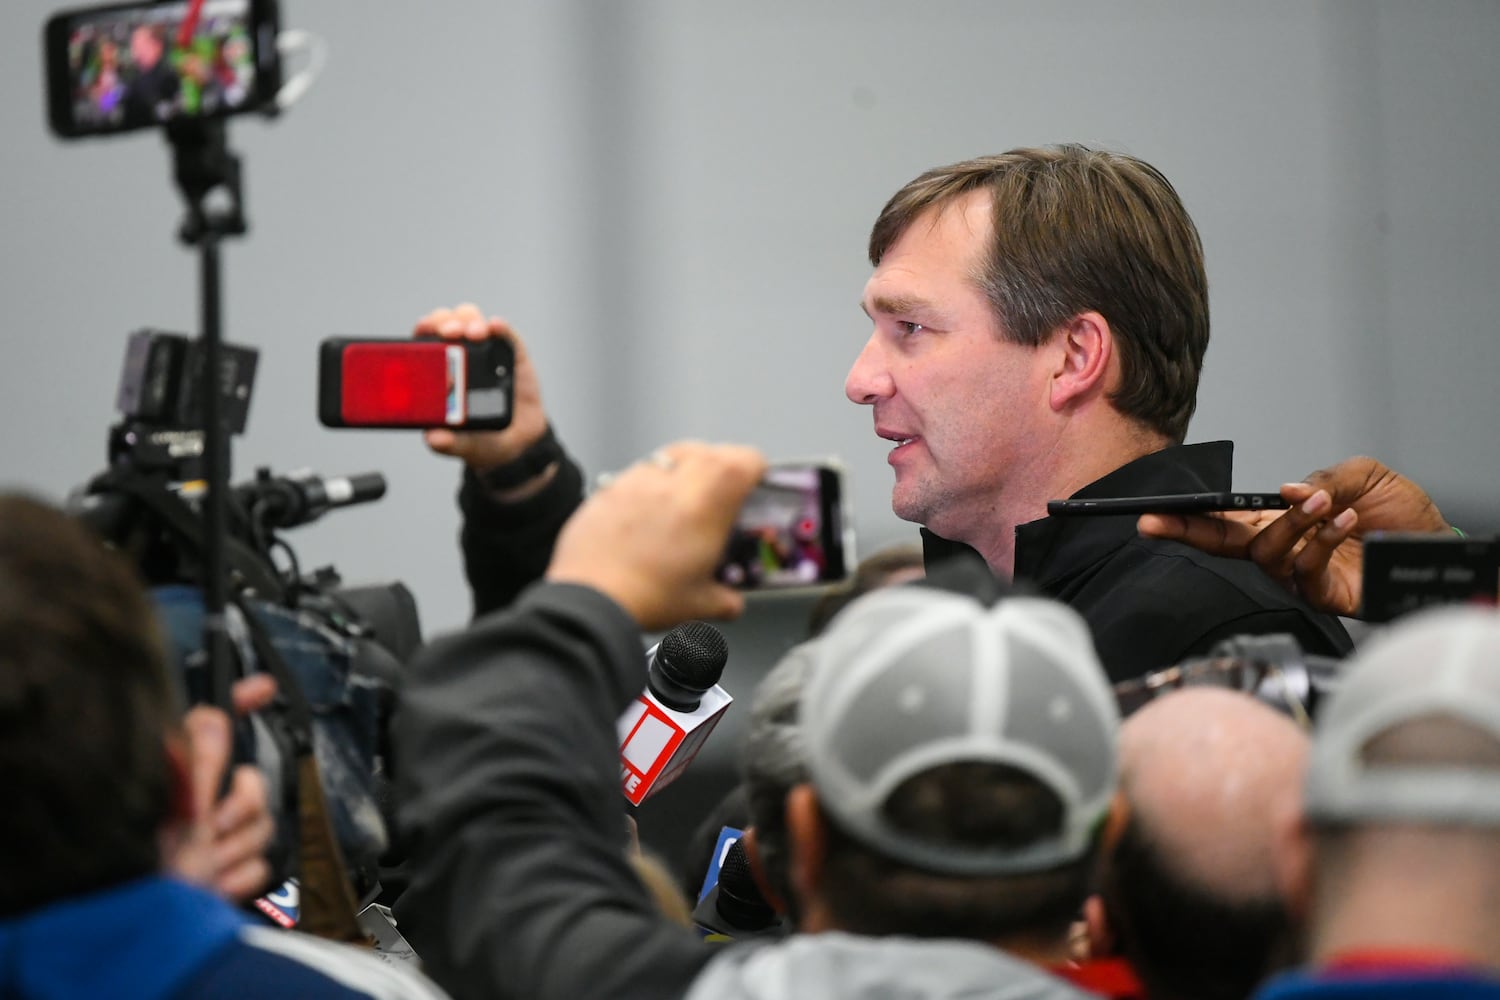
[1047,492,1292,517]
[717,463,852,591]
[1361,533,1500,623]
[318,338,515,430]
[44,0,282,139]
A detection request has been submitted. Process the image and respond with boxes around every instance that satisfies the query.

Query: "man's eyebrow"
[861,293,934,319]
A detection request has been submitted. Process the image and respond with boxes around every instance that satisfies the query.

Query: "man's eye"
[896,321,924,336]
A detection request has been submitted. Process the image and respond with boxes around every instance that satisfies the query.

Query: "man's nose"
[845,334,893,405]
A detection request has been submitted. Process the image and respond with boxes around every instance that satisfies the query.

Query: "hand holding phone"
[408,305,555,475]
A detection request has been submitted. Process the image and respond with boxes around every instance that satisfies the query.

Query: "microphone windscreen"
[657,621,729,691]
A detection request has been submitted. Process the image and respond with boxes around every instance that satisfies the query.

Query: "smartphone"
[1361,533,1499,623]
[318,338,515,430]
[44,0,282,139]
[717,463,852,591]
[1047,492,1292,517]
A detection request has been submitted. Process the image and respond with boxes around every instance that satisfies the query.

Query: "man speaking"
[844,145,1350,676]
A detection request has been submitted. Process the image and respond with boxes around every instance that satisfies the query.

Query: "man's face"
[131,27,160,68]
[846,189,1055,540]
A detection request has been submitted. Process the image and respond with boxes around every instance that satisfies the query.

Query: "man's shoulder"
[187,925,451,1000]
[1064,536,1352,678]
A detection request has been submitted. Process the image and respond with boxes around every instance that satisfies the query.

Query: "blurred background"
[4,0,1498,863]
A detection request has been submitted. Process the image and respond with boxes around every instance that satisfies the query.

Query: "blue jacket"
[0,876,448,1000]
[1258,966,1500,1000]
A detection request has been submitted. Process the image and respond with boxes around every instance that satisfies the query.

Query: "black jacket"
[391,583,712,1000]
[460,456,585,619]
[923,442,1353,681]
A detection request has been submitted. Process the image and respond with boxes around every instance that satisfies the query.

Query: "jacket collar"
[922,442,1235,584]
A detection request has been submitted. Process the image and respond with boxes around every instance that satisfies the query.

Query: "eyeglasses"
[1113,656,1313,726]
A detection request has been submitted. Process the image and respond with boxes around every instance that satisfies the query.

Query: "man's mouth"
[878,429,919,453]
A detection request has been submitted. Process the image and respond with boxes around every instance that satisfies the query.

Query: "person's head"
[1276,607,1500,964]
[0,495,188,918]
[846,145,1209,541]
[783,585,1119,957]
[739,639,820,916]
[806,542,925,637]
[1092,688,1307,1000]
[130,24,164,69]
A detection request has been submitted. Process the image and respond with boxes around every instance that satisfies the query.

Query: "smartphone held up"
[44,0,282,139]
[318,337,515,431]
[717,463,852,592]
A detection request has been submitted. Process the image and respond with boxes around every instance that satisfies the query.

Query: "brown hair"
[819,762,1098,942]
[869,145,1210,443]
[0,495,178,917]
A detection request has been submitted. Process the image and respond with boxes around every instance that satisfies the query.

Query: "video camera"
[69,326,421,915]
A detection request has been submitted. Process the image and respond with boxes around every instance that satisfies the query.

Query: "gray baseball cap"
[800,586,1119,875]
[1305,605,1500,827]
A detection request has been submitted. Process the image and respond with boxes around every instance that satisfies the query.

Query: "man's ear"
[1083,790,1130,958]
[785,784,831,931]
[737,826,788,915]
[1271,789,1315,921]
[164,732,196,826]
[1048,311,1114,412]
[1083,894,1116,959]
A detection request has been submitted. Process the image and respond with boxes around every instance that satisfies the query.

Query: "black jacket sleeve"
[459,451,587,619]
[391,583,712,1000]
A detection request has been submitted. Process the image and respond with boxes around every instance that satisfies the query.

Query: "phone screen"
[718,464,849,590]
[46,0,277,137]
[338,342,462,427]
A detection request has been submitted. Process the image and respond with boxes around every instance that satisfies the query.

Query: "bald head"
[1119,688,1307,900]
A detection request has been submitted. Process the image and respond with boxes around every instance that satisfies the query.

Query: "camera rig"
[59,87,414,942]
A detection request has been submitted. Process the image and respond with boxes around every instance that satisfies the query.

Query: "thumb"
[1136,513,1186,539]
[696,584,747,623]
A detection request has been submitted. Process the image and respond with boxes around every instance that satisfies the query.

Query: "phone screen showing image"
[48,0,271,137]
[718,464,848,590]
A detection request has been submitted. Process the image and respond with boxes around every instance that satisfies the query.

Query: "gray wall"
[4,3,1498,799]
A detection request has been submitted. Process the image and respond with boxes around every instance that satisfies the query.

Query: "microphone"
[617,621,734,805]
[647,620,728,711]
[237,468,386,530]
[692,839,783,941]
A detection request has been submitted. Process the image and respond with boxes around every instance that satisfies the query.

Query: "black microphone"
[692,839,782,940]
[618,621,732,804]
[646,621,728,711]
[237,468,386,530]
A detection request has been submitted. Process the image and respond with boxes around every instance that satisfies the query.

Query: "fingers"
[1243,489,1338,580]
[209,765,275,902]
[1300,456,1382,509]
[1136,511,1260,557]
[416,303,518,344]
[230,673,277,716]
[1291,507,1358,590]
[183,706,233,823]
[549,441,765,629]
[656,442,768,518]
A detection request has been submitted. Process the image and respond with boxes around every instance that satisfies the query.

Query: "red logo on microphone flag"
[619,699,687,805]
